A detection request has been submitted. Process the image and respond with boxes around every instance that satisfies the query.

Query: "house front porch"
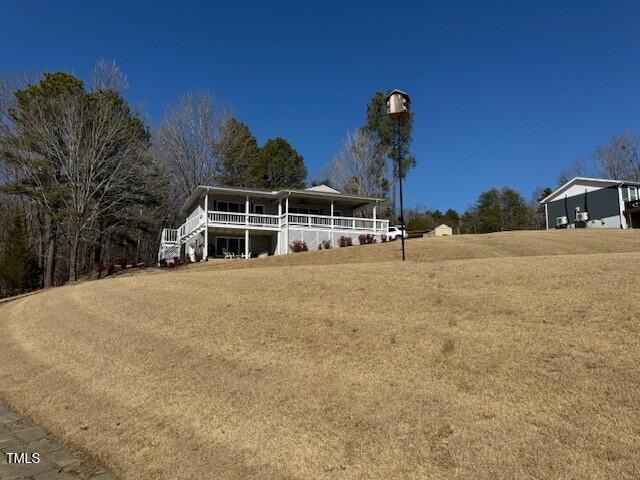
[158,184,390,263]
[183,227,278,260]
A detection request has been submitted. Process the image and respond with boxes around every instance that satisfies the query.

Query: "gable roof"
[538,177,640,204]
[305,184,341,194]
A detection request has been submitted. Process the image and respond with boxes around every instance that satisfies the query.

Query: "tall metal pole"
[385,89,411,262]
[397,129,406,261]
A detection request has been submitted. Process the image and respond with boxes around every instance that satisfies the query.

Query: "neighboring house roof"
[539,176,640,204]
[435,224,451,229]
[181,184,383,213]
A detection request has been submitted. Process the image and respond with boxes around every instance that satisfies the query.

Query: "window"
[216,201,244,212]
[290,207,322,215]
[333,210,342,217]
[253,204,265,215]
[215,236,245,257]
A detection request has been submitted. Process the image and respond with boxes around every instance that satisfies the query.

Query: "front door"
[215,236,246,257]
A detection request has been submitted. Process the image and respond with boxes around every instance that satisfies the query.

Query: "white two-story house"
[158,184,389,261]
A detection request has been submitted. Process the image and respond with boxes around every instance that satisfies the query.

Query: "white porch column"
[372,202,377,235]
[285,196,289,254]
[245,228,249,258]
[245,196,250,225]
[278,200,283,254]
[617,186,628,229]
[203,192,209,261]
[330,200,334,229]
[544,203,549,231]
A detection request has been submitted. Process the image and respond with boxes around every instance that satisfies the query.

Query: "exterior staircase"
[157,207,206,263]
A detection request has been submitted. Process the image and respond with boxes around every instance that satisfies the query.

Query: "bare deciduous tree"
[4,87,148,280]
[89,59,129,93]
[325,129,389,198]
[154,93,228,208]
[557,157,591,186]
[596,133,640,182]
[0,69,171,293]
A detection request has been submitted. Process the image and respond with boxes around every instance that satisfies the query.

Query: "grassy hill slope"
[192,229,640,269]
[1,230,639,479]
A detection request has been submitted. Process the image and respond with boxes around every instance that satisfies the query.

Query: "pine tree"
[216,118,259,187]
[364,91,415,220]
[252,138,307,189]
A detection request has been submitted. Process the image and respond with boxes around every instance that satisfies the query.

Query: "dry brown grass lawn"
[1,230,640,479]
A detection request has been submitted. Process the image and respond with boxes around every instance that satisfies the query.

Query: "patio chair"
[241,251,252,259]
[223,249,235,259]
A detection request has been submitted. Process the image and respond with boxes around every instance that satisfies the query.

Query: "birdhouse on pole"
[385,89,411,121]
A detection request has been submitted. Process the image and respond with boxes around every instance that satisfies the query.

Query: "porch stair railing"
[158,207,206,262]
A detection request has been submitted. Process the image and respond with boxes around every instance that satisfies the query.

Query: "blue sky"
[1,1,639,212]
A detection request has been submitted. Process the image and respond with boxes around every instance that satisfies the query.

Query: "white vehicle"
[387,226,407,241]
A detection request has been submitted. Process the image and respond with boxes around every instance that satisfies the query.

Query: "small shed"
[427,224,452,237]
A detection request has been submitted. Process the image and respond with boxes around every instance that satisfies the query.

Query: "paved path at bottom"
[0,403,115,480]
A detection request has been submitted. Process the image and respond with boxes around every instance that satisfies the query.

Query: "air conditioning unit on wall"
[556,216,568,227]
[576,212,589,222]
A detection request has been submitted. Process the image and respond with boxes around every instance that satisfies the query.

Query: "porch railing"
[205,210,388,231]
[208,210,280,227]
[164,210,389,249]
[287,213,389,231]
[161,228,179,244]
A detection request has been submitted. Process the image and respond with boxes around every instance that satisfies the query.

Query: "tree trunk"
[69,231,80,282]
[44,223,57,288]
[37,215,45,289]
[93,241,102,264]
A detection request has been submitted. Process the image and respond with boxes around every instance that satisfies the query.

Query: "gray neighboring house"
[539,176,640,230]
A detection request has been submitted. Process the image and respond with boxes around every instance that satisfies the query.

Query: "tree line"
[3,61,633,297]
[0,63,311,297]
[403,132,640,236]
[403,185,546,236]
[0,64,417,297]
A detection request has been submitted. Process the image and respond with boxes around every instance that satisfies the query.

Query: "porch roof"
[182,185,383,213]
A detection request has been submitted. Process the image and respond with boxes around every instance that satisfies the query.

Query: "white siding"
[584,215,622,229]
[560,183,607,199]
